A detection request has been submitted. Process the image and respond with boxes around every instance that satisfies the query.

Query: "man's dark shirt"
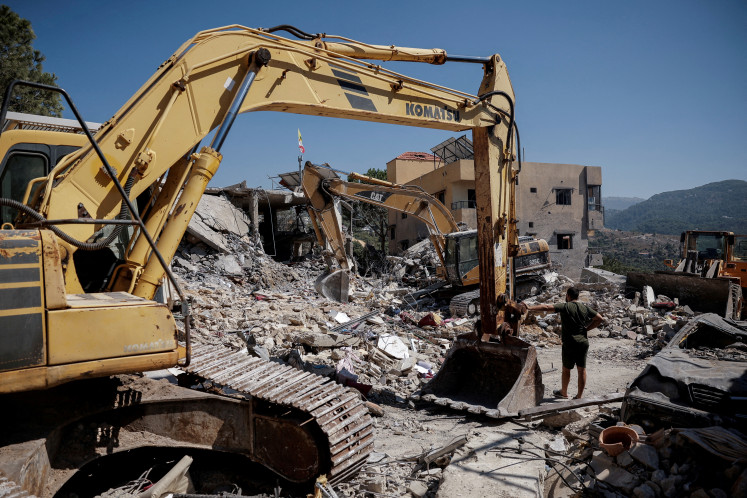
[553,301,598,346]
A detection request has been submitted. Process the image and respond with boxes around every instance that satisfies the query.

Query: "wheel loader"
[0,24,542,494]
[300,161,551,315]
[627,230,746,319]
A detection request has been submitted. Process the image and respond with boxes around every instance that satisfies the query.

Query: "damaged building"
[386,136,604,280]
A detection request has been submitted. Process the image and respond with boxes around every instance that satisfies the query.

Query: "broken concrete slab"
[437,429,544,498]
[378,334,410,359]
[407,480,429,498]
[187,194,251,252]
[595,463,640,494]
[294,331,360,348]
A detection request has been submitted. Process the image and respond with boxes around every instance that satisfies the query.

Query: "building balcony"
[451,200,477,210]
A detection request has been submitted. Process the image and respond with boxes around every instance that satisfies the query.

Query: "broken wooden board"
[517,393,624,419]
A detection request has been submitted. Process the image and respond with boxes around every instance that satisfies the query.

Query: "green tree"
[350,167,389,254]
[0,5,62,116]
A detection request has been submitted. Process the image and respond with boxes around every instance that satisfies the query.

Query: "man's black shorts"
[562,341,589,369]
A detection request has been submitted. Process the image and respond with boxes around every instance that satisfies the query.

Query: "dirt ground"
[338,335,647,497]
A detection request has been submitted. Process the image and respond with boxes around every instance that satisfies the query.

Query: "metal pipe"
[209,48,271,151]
[445,54,492,63]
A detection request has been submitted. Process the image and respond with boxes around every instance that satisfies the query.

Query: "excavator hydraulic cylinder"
[133,147,221,299]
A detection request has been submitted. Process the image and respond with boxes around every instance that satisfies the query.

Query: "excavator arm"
[302,161,459,268]
[19,24,517,334]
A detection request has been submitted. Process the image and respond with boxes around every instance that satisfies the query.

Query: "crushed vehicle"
[621,313,747,432]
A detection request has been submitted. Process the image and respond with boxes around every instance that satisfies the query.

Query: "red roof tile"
[396,151,437,161]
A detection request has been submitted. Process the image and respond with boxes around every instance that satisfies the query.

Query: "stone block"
[541,409,585,429]
[630,443,659,470]
[633,483,657,498]
[407,481,429,498]
[596,464,640,494]
[616,450,634,467]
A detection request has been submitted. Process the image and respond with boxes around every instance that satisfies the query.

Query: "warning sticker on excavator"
[495,242,503,267]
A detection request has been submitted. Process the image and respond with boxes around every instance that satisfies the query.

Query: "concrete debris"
[187,194,250,252]
[163,202,739,497]
[377,333,410,359]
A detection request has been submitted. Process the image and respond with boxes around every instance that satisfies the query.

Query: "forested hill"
[604,180,747,235]
[603,196,646,211]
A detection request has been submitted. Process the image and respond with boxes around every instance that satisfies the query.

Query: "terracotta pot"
[599,425,639,456]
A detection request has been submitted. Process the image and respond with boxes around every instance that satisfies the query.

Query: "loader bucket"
[626,271,742,320]
[415,335,543,417]
[315,269,350,303]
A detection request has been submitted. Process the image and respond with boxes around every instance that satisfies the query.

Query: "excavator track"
[449,289,481,317]
[449,275,547,317]
[184,343,374,483]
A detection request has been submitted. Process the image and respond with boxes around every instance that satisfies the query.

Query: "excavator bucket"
[413,335,543,417]
[315,269,350,303]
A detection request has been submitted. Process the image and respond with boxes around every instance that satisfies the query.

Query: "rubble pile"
[159,195,747,497]
[387,238,442,287]
[541,410,747,498]
[522,282,702,356]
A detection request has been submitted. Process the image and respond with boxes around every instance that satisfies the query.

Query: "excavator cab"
[443,231,480,286]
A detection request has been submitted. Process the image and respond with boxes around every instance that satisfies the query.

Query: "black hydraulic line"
[0,80,191,363]
[265,24,320,40]
[0,194,132,252]
[473,90,514,152]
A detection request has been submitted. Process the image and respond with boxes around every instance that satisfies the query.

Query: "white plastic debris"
[328,310,351,324]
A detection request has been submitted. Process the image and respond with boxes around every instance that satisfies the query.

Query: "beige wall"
[386,157,603,280]
[386,157,439,185]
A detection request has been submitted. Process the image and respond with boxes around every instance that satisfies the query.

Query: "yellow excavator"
[301,161,551,315]
[0,24,542,494]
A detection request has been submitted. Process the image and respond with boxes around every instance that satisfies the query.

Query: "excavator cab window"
[458,235,479,278]
[0,151,47,224]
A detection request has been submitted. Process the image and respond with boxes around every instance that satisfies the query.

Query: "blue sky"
[6,0,746,198]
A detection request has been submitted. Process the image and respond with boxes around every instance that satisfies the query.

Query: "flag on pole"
[298,129,305,154]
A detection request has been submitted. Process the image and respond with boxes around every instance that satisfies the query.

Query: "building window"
[401,212,407,219]
[435,190,445,204]
[528,222,534,228]
[530,187,537,193]
[390,226,396,240]
[587,185,601,211]
[400,240,409,251]
[557,234,573,250]
[556,189,572,206]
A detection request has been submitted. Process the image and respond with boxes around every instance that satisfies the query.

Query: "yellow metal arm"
[25,25,516,332]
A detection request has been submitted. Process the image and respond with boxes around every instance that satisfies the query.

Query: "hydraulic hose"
[265,24,321,40]
[0,172,135,251]
[473,90,514,152]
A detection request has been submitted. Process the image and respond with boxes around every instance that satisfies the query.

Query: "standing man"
[526,287,605,399]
